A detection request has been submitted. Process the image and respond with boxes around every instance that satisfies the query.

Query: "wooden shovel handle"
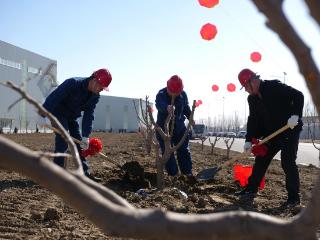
[258,124,290,145]
[220,153,247,169]
[220,124,290,169]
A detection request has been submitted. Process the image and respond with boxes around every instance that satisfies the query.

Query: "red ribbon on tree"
[81,138,103,157]
[147,106,154,113]
[195,99,203,107]
[251,138,268,157]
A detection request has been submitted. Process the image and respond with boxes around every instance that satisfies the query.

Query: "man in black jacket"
[236,68,304,207]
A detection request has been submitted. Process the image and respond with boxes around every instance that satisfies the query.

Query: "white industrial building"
[0,40,58,132]
[0,40,149,133]
[92,95,149,133]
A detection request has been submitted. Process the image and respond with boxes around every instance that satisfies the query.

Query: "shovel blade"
[196,167,220,181]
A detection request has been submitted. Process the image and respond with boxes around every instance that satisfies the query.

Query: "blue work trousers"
[53,115,89,175]
[156,128,192,176]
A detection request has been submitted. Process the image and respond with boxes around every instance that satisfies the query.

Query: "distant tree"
[133,96,154,155]
[208,135,220,154]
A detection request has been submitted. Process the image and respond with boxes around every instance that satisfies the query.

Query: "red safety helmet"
[238,68,256,88]
[167,75,183,94]
[93,68,112,89]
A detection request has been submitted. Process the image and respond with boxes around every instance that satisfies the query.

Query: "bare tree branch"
[305,0,320,26]
[148,99,197,188]
[209,136,220,155]
[0,81,83,174]
[199,136,209,150]
[172,100,196,152]
[36,152,71,158]
[7,96,24,111]
[224,137,235,159]
[133,96,155,155]
[251,0,320,115]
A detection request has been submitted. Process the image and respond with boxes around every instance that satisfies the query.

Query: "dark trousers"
[247,129,301,200]
[53,115,89,175]
[156,129,192,176]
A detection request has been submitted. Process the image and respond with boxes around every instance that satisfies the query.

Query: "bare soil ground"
[0,132,319,239]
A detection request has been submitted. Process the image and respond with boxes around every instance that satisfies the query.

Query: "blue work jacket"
[155,87,192,132]
[43,77,99,137]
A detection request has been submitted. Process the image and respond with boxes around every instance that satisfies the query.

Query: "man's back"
[43,77,99,119]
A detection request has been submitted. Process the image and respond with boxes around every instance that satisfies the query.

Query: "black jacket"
[246,80,304,142]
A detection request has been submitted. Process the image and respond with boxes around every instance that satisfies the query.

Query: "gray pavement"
[191,137,320,167]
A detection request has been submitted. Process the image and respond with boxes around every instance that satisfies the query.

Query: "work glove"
[287,115,299,129]
[251,140,268,157]
[243,142,252,154]
[81,137,89,150]
[36,115,49,127]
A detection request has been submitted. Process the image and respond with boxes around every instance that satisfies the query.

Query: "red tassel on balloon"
[251,138,268,157]
[81,138,103,157]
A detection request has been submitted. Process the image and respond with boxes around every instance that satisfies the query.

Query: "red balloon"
[227,83,236,92]
[200,23,217,41]
[250,52,262,62]
[198,100,203,105]
[198,0,219,8]
[212,84,219,92]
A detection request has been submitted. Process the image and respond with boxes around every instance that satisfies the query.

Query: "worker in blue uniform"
[155,75,195,177]
[40,68,112,182]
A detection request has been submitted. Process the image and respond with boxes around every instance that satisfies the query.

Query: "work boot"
[86,173,102,182]
[282,197,300,208]
[235,187,258,198]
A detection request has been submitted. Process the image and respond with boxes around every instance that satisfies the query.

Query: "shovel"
[44,125,122,168]
[196,124,290,181]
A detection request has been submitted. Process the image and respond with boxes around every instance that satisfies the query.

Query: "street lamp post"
[222,96,225,132]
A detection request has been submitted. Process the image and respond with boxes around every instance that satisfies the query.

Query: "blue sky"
[1,0,319,124]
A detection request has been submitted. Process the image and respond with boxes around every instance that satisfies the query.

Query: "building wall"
[92,96,149,133]
[0,40,57,132]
